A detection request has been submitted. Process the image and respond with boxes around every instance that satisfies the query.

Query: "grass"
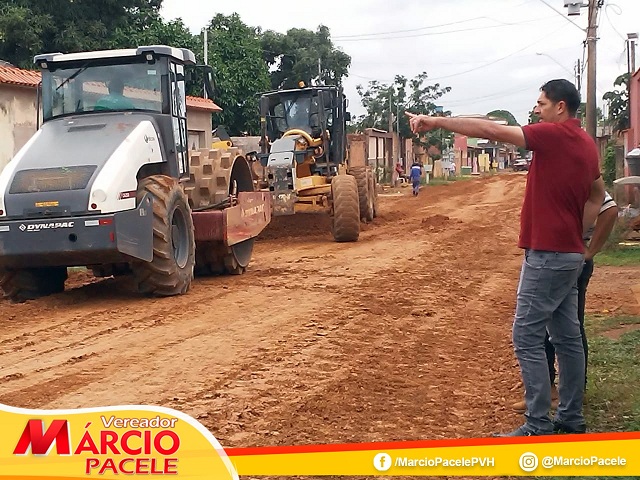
[583,314,640,433]
[426,175,474,186]
[534,314,640,480]
[596,245,640,266]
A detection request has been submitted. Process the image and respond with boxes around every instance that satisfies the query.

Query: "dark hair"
[540,79,581,117]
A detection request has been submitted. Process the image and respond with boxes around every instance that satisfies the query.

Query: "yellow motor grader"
[256,84,377,242]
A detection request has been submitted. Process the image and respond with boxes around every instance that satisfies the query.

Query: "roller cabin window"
[42,62,166,121]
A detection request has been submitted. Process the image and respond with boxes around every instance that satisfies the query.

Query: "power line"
[334,17,492,39]
[333,15,552,40]
[537,0,586,32]
[349,25,572,87]
[603,2,626,41]
[427,23,568,81]
[334,16,557,42]
[443,85,538,107]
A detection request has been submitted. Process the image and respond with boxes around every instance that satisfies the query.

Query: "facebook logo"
[373,452,392,472]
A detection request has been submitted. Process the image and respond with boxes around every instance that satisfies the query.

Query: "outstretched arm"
[406,112,527,148]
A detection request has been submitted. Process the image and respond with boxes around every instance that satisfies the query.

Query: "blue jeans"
[412,179,420,194]
[545,258,594,387]
[513,250,586,434]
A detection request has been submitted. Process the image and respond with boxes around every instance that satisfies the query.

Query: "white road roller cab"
[0,45,271,301]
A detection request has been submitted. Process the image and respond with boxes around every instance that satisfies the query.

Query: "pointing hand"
[406,112,438,134]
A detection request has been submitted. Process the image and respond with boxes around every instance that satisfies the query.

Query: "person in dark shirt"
[409,161,423,196]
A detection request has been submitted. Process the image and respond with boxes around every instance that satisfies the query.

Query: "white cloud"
[160,0,640,125]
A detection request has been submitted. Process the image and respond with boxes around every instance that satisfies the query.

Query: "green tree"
[261,25,350,89]
[203,14,270,135]
[487,109,519,126]
[528,108,540,124]
[602,141,617,186]
[577,102,604,128]
[354,72,451,154]
[0,0,164,68]
[603,73,629,133]
[111,16,199,54]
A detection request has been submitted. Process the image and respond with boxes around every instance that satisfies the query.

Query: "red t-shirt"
[519,119,600,253]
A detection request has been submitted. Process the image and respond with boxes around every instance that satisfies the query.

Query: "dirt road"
[0,173,637,448]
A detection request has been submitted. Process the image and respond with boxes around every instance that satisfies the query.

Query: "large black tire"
[367,167,379,218]
[132,175,195,296]
[331,174,360,242]
[348,166,374,222]
[195,238,254,276]
[0,267,67,303]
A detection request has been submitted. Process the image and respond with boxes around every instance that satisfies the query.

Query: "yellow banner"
[0,403,237,480]
[2,402,639,477]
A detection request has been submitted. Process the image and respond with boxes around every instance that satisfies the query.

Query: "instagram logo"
[373,452,392,472]
[519,452,539,472]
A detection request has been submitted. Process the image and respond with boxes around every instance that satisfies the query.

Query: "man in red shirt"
[407,79,604,436]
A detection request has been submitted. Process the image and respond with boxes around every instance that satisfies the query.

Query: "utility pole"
[317,58,322,85]
[388,91,395,162]
[396,100,400,163]
[575,59,582,91]
[627,33,637,75]
[626,33,637,134]
[203,28,208,99]
[585,0,598,140]
[388,91,393,134]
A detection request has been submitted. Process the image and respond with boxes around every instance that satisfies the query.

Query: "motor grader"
[0,45,271,302]
[257,84,377,242]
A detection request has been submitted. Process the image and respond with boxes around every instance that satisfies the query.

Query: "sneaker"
[492,425,538,437]
[552,420,586,434]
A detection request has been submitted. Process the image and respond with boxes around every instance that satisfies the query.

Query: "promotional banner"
[1,402,639,477]
[0,403,237,480]
[226,432,640,476]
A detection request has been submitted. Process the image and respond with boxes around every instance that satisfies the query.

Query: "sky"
[160,0,640,126]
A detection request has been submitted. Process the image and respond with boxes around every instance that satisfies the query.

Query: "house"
[450,114,516,175]
[626,67,640,175]
[0,63,221,171]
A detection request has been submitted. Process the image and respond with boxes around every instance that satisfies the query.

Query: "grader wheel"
[132,175,195,296]
[348,166,374,222]
[0,267,67,302]
[331,174,360,242]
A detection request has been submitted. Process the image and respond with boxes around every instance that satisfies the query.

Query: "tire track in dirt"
[0,174,536,448]
[0,210,435,409]
[196,179,526,446]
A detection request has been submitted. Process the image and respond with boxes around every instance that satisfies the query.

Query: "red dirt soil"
[0,173,637,457]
